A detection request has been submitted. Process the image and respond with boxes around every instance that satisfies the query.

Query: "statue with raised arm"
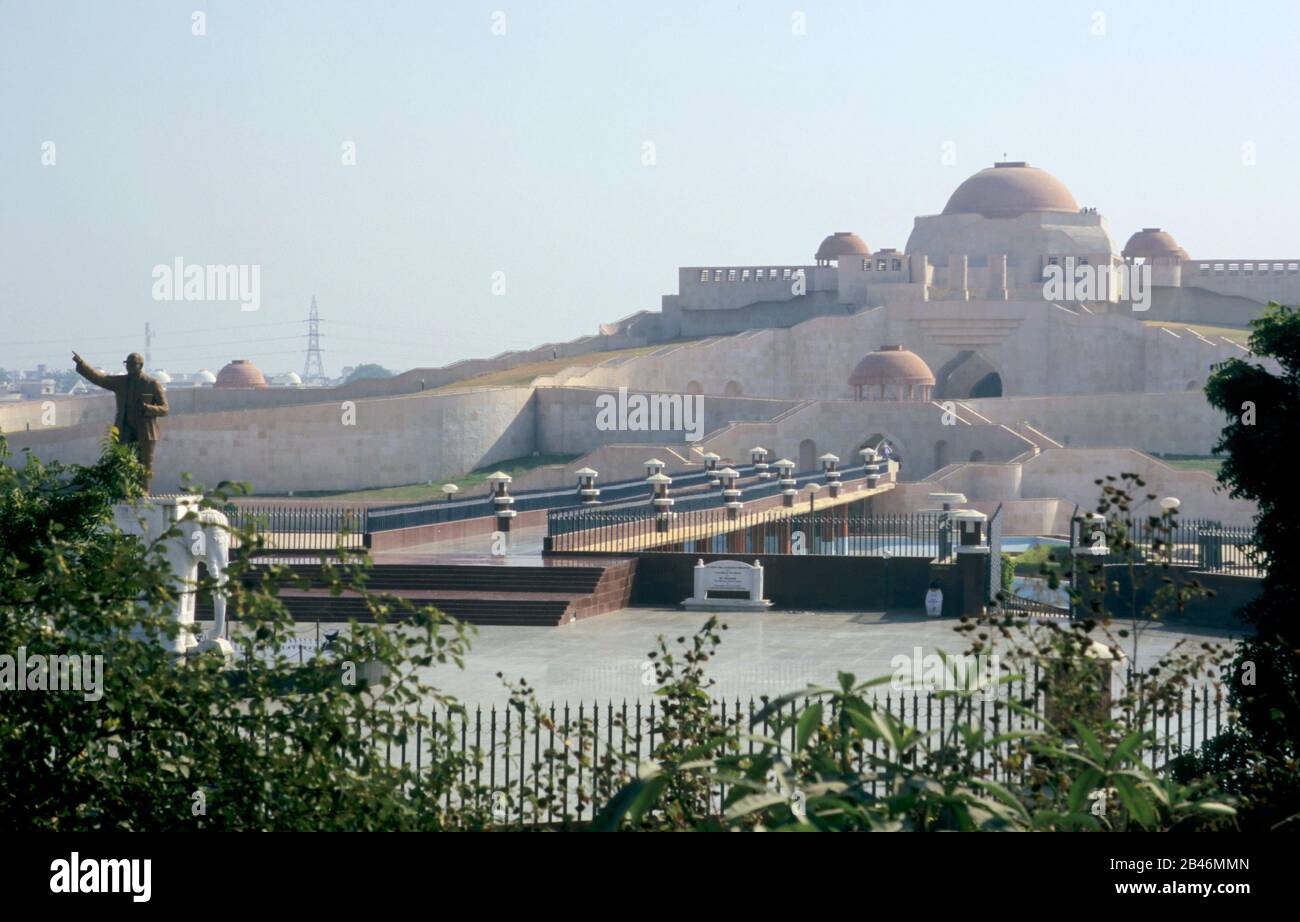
[72,350,169,493]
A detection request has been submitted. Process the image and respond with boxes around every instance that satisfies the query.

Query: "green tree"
[0,434,1245,831]
[0,433,488,830]
[344,363,394,384]
[1199,301,1300,829]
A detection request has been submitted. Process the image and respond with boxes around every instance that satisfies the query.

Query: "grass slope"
[270,453,581,501]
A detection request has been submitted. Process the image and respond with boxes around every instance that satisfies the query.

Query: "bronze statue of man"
[72,350,169,493]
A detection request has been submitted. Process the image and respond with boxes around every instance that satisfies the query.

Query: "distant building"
[214,359,268,389]
[631,160,1300,343]
[17,378,56,399]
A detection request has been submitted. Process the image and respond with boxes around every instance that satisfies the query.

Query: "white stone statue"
[111,497,235,662]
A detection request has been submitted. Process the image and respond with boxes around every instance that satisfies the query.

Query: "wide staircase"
[199,558,637,627]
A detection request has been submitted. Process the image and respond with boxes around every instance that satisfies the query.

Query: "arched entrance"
[723,380,743,397]
[858,433,903,463]
[934,351,1004,399]
[686,380,703,395]
[798,439,817,472]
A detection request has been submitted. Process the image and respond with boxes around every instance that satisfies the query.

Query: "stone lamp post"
[775,459,797,508]
[487,471,516,537]
[648,472,674,533]
[702,451,722,487]
[860,447,880,487]
[719,467,742,519]
[576,467,600,505]
[820,453,841,498]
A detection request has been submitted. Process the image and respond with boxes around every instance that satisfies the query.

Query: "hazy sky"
[3,0,1298,377]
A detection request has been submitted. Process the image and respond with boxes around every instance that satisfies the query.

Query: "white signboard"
[683,559,772,611]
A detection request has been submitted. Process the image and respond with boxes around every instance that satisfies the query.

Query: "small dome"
[1122,227,1188,260]
[215,359,268,389]
[815,231,871,262]
[152,370,172,384]
[942,162,1079,218]
[195,369,217,384]
[849,346,935,387]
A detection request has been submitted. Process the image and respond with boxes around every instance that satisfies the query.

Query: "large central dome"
[942,161,1079,218]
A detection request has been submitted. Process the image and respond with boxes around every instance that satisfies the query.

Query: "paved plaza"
[273,606,1243,707]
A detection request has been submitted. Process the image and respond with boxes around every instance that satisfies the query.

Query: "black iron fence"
[1072,517,1264,578]
[225,504,368,552]
[547,505,957,560]
[375,677,1230,826]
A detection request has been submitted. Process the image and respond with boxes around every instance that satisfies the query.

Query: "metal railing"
[225,504,368,552]
[547,506,955,560]
[370,678,1230,826]
[1073,517,1265,578]
[364,463,768,533]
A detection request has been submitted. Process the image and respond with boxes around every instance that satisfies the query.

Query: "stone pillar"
[702,452,721,487]
[910,253,930,296]
[1071,512,1109,618]
[775,458,797,508]
[719,467,742,520]
[820,453,841,498]
[644,458,666,500]
[989,254,1008,300]
[576,467,600,505]
[953,509,989,615]
[487,472,516,538]
[648,473,674,533]
[928,491,967,561]
[952,508,987,549]
[860,447,881,488]
[948,254,968,300]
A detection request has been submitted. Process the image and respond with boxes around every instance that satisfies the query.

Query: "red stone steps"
[200,557,637,627]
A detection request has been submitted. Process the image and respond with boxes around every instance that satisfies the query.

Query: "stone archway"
[934,351,1004,399]
[723,380,743,397]
[858,433,904,463]
[798,439,817,472]
[686,380,703,395]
